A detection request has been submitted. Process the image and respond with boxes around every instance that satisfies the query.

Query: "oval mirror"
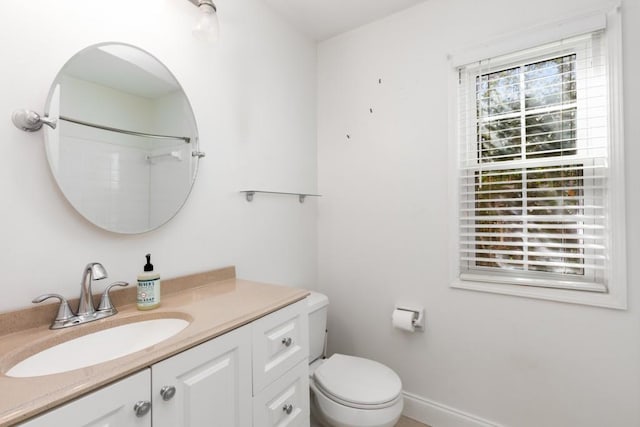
[43,43,201,234]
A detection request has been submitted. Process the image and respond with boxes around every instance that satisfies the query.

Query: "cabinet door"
[152,326,252,427]
[253,359,310,427]
[252,299,309,394]
[19,369,151,427]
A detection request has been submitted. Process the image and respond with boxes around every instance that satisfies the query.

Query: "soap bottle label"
[137,278,161,308]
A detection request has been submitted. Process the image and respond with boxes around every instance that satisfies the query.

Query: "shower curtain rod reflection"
[60,116,191,143]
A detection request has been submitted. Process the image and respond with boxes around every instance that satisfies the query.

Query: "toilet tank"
[307,291,329,363]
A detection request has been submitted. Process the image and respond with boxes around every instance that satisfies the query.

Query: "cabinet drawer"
[253,359,310,427]
[252,299,308,393]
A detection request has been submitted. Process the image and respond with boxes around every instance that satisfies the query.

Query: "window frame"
[448,6,627,309]
[460,39,602,291]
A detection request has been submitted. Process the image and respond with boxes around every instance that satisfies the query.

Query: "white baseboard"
[402,391,502,427]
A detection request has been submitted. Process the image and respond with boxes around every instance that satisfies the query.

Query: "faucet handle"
[32,294,75,324]
[97,281,129,314]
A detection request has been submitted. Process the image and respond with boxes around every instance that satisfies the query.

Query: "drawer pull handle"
[281,337,293,347]
[160,385,177,401]
[282,404,294,415]
[133,400,151,417]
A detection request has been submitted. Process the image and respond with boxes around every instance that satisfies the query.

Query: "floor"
[396,416,430,427]
[311,415,429,427]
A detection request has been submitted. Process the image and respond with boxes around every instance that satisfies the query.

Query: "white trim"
[449,6,611,67]
[402,391,502,427]
[459,272,607,293]
[603,2,627,310]
[448,60,461,307]
[451,278,625,310]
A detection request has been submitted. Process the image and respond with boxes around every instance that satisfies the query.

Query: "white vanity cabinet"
[17,299,309,427]
[19,369,152,426]
[151,325,252,427]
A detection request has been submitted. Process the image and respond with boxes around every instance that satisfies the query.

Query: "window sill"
[450,278,627,309]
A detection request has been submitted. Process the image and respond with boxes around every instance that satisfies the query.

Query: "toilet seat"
[313,354,402,410]
[314,381,403,410]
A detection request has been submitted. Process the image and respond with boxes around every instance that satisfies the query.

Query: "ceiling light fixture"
[188,0,219,43]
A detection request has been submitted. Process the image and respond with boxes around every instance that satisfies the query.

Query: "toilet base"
[310,382,403,427]
[310,391,333,427]
[310,405,325,427]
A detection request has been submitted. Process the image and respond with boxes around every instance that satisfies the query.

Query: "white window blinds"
[456,32,610,292]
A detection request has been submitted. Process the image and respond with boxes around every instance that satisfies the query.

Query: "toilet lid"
[313,354,402,406]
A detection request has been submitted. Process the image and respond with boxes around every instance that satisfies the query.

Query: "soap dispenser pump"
[137,253,161,310]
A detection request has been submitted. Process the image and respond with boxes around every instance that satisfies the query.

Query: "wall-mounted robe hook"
[12,109,57,132]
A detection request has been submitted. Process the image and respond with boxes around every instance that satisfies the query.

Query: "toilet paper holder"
[394,305,424,330]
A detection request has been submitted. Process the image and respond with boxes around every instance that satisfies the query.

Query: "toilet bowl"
[307,292,403,427]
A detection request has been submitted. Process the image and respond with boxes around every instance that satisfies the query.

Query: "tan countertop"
[0,266,309,426]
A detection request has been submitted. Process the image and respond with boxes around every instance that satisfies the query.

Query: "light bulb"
[192,2,219,43]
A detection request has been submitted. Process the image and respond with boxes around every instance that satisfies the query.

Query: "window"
[451,9,626,308]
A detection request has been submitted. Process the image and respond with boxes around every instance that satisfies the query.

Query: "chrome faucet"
[33,262,129,329]
[77,262,108,317]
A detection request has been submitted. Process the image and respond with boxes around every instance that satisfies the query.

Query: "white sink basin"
[6,318,189,378]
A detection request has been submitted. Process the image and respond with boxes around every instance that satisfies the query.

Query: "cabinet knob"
[133,400,151,417]
[282,403,293,415]
[160,385,177,401]
[281,337,293,347]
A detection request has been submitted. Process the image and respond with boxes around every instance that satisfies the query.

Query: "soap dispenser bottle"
[137,253,161,310]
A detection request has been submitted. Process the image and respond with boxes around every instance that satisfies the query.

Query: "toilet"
[307,292,403,427]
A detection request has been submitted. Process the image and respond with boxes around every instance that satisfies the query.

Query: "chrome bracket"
[240,190,320,203]
[12,109,57,132]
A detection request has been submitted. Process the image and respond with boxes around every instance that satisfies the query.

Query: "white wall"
[0,0,318,311]
[317,0,640,426]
